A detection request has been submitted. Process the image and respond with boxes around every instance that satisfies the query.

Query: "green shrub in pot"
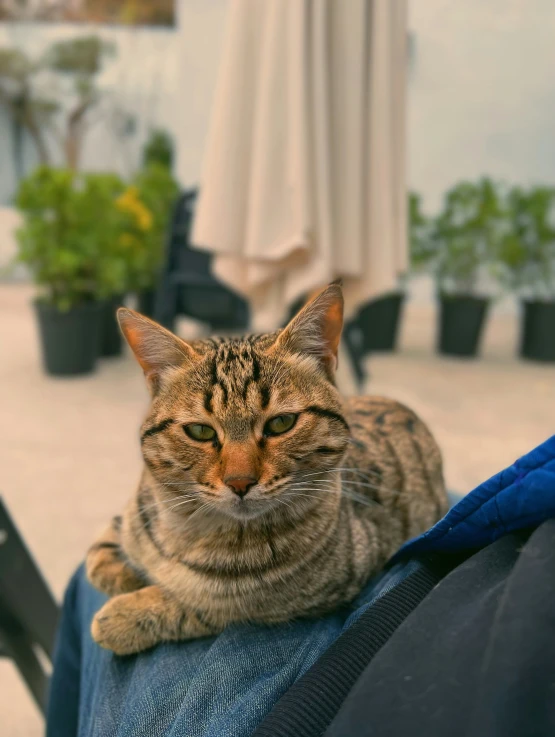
[429,178,506,357]
[496,185,555,361]
[15,166,127,374]
[75,168,176,357]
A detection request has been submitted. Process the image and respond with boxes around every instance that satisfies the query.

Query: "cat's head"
[119,284,350,521]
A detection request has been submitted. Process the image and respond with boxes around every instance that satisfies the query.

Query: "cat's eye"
[264,413,297,436]
[184,424,217,442]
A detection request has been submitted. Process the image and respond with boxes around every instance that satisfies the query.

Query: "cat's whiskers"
[160,481,200,486]
[292,477,384,494]
[295,482,380,504]
[159,482,203,491]
[284,483,379,508]
[264,478,294,495]
[185,501,217,525]
[295,466,382,482]
[292,467,401,499]
[271,496,296,513]
[282,491,335,508]
[126,494,199,525]
[167,497,201,514]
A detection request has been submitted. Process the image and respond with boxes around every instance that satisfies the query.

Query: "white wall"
[408,0,555,213]
[0,0,228,203]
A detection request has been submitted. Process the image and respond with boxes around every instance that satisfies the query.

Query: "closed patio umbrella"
[192,0,408,330]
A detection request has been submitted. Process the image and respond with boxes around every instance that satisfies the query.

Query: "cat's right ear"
[274,283,344,379]
[117,308,197,391]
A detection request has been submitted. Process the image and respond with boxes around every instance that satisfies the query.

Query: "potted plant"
[15,167,98,375]
[72,170,173,358]
[496,185,555,362]
[15,166,129,374]
[124,163,179,317]
[430,179,505,357]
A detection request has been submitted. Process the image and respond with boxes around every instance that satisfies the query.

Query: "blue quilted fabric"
[395,434,555,560]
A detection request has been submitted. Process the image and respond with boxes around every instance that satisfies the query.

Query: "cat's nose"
[225,476,258,498]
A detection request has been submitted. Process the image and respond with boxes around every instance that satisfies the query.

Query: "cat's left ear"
[117,308,198,391]
[276,283,344,377]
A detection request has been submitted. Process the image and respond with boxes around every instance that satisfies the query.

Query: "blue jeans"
[46,559,420,737]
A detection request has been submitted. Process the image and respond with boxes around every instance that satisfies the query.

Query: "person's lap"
[47,559,420,737]
[46,435,555,737]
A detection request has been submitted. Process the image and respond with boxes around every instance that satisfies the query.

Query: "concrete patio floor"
[1,283,554,736]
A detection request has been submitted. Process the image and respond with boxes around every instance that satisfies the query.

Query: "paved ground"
[1,283,554,736]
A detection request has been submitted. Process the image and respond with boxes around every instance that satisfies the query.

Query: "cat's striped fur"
[87,285,447,655]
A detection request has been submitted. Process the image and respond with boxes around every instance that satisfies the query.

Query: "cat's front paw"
[91,591,161,655]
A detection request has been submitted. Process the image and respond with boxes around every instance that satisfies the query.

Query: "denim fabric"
[49,456,555,736]
[46,560,416,737]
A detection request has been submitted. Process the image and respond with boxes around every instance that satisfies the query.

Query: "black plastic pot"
[35,300,101,376]
[438,294,490,357]
[137,289,156,318]
[356,292,405,352]
[519,300,555,362]
[99,295,125,357]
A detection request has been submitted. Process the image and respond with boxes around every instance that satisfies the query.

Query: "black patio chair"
[0,497,60,715]
[343,293,406,387]
[153,190,250,333]
[154,191,404,388]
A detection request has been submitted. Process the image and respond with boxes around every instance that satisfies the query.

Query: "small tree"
[0,35,115,173]
[0,47,56,169]
[44,36,116,170]
[142,128,174,170]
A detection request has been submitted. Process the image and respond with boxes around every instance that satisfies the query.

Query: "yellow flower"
[116,187,153,231]
[115,187,137,211]
[136,205,153,231]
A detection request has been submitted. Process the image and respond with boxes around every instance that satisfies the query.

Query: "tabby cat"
[87,284,447,655]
